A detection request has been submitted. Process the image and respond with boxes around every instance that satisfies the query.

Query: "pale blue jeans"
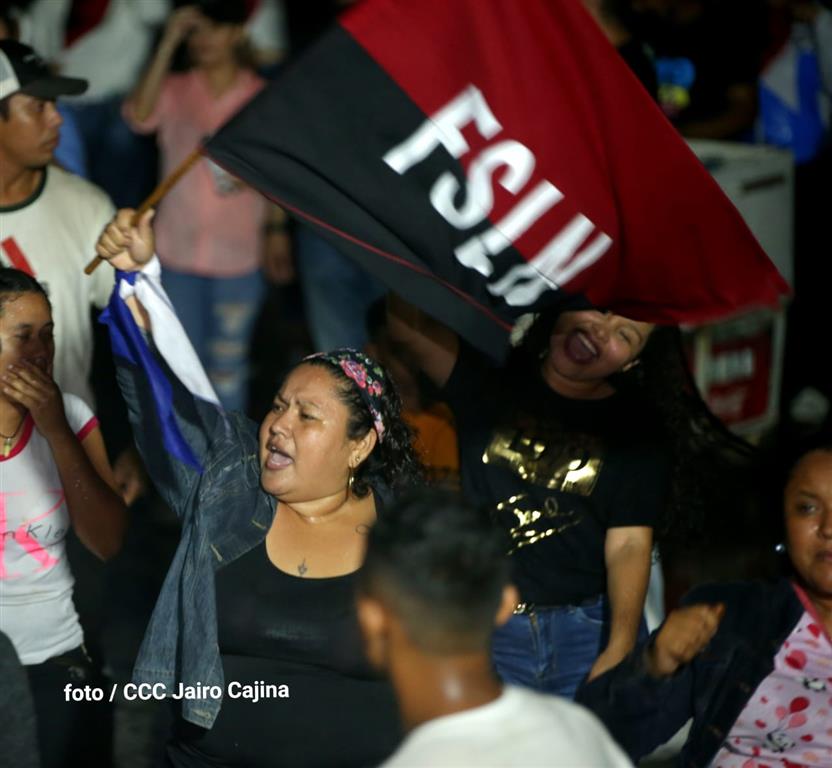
[161,268,265,413]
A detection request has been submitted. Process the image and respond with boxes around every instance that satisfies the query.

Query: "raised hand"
[96,208,156,272]
[2,362,69,441]
[162,5,203,49]
[646,603,725,678]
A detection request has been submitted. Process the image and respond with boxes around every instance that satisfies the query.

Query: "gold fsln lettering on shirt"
[482,425,602,495]
[497,494,583,554]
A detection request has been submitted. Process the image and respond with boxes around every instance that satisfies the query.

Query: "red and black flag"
[204,0,788,359]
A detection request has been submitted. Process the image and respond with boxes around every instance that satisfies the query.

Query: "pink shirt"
[712,583,832,768]
[124,69,267,277]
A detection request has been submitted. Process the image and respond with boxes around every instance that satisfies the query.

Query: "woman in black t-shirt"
[387,296,737,698]
[96,211,425,767]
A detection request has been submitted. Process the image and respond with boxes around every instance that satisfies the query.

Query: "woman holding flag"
[95,210,421,766]
[122,0,290,413]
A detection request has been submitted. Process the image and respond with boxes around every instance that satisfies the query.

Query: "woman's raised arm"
[95,208,235,517]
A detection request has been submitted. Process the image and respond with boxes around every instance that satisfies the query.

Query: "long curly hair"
[303,354,424,498]
[509,308,755,543]
[613,324,755,542]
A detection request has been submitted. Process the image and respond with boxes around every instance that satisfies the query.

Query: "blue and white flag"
[100,257,221,472]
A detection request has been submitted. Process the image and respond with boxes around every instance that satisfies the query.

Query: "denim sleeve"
[115,342,228,519]
[575,637,695,761]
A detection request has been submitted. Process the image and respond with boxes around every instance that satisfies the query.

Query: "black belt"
[513,595,604,615]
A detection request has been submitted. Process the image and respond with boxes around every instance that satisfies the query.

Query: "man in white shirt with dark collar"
[0,38,144,502]
[357,489,633,768]
[0,38,112,406]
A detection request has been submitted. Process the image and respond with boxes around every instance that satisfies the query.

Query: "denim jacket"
[116,350,276,729]
[576,578,803,768]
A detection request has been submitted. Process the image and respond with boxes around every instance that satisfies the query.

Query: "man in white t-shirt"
[357,490,633,768]
[0,39,113,406]
[0,39,144,502]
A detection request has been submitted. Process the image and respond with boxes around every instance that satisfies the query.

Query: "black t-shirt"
[443,345,669,606]
[169,540,401,768]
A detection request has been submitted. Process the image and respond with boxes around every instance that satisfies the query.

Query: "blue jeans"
[63,96,157,208]
[161,269,265,413]
[491,596,647,700]
[295,226,386,351]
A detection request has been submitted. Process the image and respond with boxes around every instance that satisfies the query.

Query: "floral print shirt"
[711,583,832,768]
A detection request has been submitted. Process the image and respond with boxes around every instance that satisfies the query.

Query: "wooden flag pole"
[84,147,204,275]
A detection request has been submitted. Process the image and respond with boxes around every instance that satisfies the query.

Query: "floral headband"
[304,349,387,443]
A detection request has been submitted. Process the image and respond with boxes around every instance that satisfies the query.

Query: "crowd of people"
[1,0,831,767]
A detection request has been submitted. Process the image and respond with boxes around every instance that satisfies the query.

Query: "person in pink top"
[578,438,832,768]
[123,0,289,412]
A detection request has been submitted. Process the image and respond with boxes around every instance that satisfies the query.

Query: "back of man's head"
[359,489,511,654]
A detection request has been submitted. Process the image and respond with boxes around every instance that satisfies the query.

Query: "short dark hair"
[784,436,832,482]
[778,434,832,525]
[359,490,511,653]
[754,431,832,575]
[0,267,49,315]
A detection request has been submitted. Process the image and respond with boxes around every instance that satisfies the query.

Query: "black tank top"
[168,540,401,768]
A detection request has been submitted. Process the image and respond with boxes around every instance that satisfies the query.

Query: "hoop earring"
[622,358,642,373]
[348,466,355,493]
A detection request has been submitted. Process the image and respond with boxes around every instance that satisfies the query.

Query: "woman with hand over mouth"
[0,268,126,768]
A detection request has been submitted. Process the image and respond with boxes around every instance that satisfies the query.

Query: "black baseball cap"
[0,40,88,101]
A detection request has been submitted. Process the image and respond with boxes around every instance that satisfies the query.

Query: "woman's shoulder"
[222,69,267,105]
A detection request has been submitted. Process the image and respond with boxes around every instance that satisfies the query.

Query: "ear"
[350,428,378,469]
[495,584,519,627]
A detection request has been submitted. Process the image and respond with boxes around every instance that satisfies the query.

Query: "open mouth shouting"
[563,329,600,364]
[264,442,294,471]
